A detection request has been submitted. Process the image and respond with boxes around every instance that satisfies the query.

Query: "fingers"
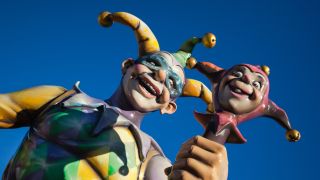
[195,135,226,153]
[176,144,216,166]
[178,136,227,158]
[169,170,200,180]
[172,136,229,180]
[172,157,211,178]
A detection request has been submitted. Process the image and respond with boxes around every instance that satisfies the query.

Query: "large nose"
[155,69,166,83]
[242,72,253,84]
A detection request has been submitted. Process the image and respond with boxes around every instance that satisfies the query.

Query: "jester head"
[217,64,270,115]
[121,52,185,114]
[98,11,216,114]
[184,60,300,142]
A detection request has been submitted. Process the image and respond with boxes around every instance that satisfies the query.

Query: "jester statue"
[182,58,301,144]
[0,11,228,179]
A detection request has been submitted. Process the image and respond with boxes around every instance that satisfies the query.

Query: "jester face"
[122,52,185,114]
[218,65,268,114]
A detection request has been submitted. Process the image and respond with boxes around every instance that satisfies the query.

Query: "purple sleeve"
[144,155,172,180]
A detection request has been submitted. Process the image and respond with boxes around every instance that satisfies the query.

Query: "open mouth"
[229,84,248,95]
[137,76,161,98]
[228,81,253,98]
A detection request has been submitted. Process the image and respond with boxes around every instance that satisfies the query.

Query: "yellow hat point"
[98,11,113,27]
[186,57,197,69]
[261,65,270,76]
[286,129,301,142]
[202,33,216,48]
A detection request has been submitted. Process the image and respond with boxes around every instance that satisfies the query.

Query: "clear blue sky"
[0,0,319,179]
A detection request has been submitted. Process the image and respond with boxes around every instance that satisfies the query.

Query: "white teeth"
[234,88,242,93]
[141,79,157,95]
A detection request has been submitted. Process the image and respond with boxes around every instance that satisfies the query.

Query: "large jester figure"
[0,11,228,180]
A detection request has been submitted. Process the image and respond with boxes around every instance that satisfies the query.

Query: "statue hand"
[168,136,228,180]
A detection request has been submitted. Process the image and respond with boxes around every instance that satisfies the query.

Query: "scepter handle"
[203,126,231,145]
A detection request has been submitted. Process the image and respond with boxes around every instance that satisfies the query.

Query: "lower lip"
[138,83,156,99]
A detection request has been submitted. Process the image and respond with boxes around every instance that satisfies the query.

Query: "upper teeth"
[141,79,157,95]
[234,88,242,93]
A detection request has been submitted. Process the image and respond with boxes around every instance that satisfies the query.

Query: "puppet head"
[217,64,269,114]
[184,60,300,142]
[98,11,215,114]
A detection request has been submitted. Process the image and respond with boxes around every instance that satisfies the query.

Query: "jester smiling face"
[218,64,269,114]
[98,11,214,115]
[188,62,300,143]
[122,52,185,114]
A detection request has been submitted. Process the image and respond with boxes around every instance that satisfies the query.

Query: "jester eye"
[147,59,160,67]
[233,71,243,78]
[253,81,261,89]
[169,78,175,88]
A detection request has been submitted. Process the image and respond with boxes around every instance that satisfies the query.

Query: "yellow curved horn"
[98,11,160,57]
[182,79,214,113]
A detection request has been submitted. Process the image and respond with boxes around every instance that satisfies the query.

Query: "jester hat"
[98,11,216,68]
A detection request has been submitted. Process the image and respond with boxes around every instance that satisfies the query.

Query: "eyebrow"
[256,74,265,82]
[233,65,248,72]
[236,65,266,82]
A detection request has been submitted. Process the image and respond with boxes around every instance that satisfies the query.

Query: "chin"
[218,97,244,114]
[228,101,243,114]
[229,101,257,114]
[219,100,237,114]
[129,91,161,112]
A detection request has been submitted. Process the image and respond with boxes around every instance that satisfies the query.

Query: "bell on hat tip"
[202,33,216,48]
[186,57,197,69]
[98,11,113,27]
[286,129,301,142]
[261,65,270,76]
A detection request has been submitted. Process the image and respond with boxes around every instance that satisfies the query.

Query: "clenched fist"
[168,136,228,180]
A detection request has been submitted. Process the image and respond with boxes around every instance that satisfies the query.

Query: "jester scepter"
[181,44,301,144]
[163,39,302,179]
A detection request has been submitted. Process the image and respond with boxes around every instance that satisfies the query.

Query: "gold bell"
[286,129,301,142]
[202,33,216,48]
[186,57,198,69]
[261,65,270,76]
[98,11,113,27]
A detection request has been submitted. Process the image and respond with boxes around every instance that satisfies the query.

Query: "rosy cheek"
[253,90,264,102]
[219,76,232,89]
[225,75,234,82]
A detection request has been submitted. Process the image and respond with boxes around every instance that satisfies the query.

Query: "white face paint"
[122,52,185,113]
[218,65,268,114]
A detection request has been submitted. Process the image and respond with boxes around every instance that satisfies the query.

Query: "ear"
[160,102,177,114]
[121,58,135,74]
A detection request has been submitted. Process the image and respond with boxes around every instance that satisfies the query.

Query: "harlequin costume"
[2,11,216,179]
[4,83,169,179]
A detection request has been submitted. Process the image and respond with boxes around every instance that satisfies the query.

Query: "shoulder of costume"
[61,81,106,108]
[138,130,166,158]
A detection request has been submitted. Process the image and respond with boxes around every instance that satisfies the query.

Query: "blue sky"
[0,0,319,179]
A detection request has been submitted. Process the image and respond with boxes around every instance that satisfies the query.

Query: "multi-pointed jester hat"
[98,11,216,99]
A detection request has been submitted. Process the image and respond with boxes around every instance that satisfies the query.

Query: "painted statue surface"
[0,11,228,180]
[183,60,300,145]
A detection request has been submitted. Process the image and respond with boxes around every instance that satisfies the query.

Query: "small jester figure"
[183,60,301,144]
[0,11,228,180]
